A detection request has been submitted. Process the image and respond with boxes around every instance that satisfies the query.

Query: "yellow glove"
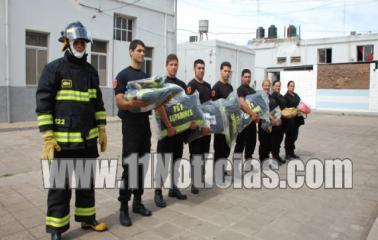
[41,130,61,160]
[98,125,107,152]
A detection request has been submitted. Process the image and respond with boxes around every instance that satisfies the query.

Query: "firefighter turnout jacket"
[36,52,106,150]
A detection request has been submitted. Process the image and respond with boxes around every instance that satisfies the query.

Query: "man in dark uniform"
[36,22,107,240]
[154,54,188,208]
[212,62,233,165]
[186,59,212,194]
[114,39,152,227]
[233,69,259,160]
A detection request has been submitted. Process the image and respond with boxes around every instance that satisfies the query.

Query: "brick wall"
[317,63,370,89]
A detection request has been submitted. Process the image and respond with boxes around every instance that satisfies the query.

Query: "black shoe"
[291,153,300,159]
[168,187,187,200]
[191,185,199,194]
[154,190,167,208]
[51,233,61,240]
[132,202,152,216]
[119,205,132,227]
[273,155,286,164]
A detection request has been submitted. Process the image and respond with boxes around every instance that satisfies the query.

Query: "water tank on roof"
[256,26,265,39]
[287,25,297,37]
[199,20,209,33]
[268,25,277,39]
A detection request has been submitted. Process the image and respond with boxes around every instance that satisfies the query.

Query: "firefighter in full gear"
[36,21,107,240]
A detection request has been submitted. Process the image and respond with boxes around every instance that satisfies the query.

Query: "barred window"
[91,40,108,86]
[113,14,133,42]
[26,31,49,85]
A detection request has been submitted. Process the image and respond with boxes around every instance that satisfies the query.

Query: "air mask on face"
[69,40,86,58]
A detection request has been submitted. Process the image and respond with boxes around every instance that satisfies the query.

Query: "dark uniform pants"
[156,133,184,189]
[214,134,230,162]
[189,135,211,185]
[284,118,299,155]
[258,123,271,161]
[234,122,256,159]
[46,147,98,234]
[118,119,151,204]
[271,125,284,157]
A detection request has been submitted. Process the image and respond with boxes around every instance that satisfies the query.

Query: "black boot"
[119,204,132,227]
[154,190,167,208]
[51,233,61,240]
[291,152,300,159]
[168,186,187,200]
[132,196,152,216]
[285,151,293,160]
[273,155,286,164]
[191,184,199,194]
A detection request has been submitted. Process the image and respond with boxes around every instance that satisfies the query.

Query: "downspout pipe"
[5,0,11,123]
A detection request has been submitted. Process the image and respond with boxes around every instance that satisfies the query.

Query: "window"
[318,48,332,64]
[291,56,301,63]
[277,57,286,64]
[25,31,48,85]
[91,40,108,86]
[357,45,374,62]
[142,47,153,77]
[113,14,133,42]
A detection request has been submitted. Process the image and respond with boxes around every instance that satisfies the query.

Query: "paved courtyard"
[0,112,377,240]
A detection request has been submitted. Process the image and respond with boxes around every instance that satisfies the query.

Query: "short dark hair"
[129,39,145,51]
[220,61,231,70]
[287,80,295,87]
[194,59,205,68]
[272,80,281,86]
[241,69,251,77]
[166,54,178,65]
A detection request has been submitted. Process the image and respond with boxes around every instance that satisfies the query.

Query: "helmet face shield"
[59,21,92,43]
[65,26,91,43]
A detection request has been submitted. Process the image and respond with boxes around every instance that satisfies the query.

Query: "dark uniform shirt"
[186,79,212,104]
[271,92,287,110]
[237,84,256,98]
[165,76,186,90]
[212,81,233,100]
[284,92,301,108]
[114,66,149,121]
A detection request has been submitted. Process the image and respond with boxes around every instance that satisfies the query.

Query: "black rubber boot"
[132,196,152,216]
[119,204,132,227]
[168,186,187,200]
[154,190,167,208]
[51,233,61,240]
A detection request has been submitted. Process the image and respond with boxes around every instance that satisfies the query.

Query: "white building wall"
[369,63,378,112]
[176,42,216,85]
[1,0,176,122]
[9,0,176,87]
[177,40,255,89]
[0,0,5,87]
[280,68,317,108]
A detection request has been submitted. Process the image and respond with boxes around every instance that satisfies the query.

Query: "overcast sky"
[177,0,378,45]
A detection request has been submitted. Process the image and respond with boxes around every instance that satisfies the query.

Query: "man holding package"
[114,39,152,227]
[211,62,234,165]
[154,54,188,207]
[233,69,259,160]
[186,59,212,194]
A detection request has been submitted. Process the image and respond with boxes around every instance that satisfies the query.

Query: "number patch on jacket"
[55,118,66,125]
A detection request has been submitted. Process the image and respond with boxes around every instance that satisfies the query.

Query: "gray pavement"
[0,112,377,240]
